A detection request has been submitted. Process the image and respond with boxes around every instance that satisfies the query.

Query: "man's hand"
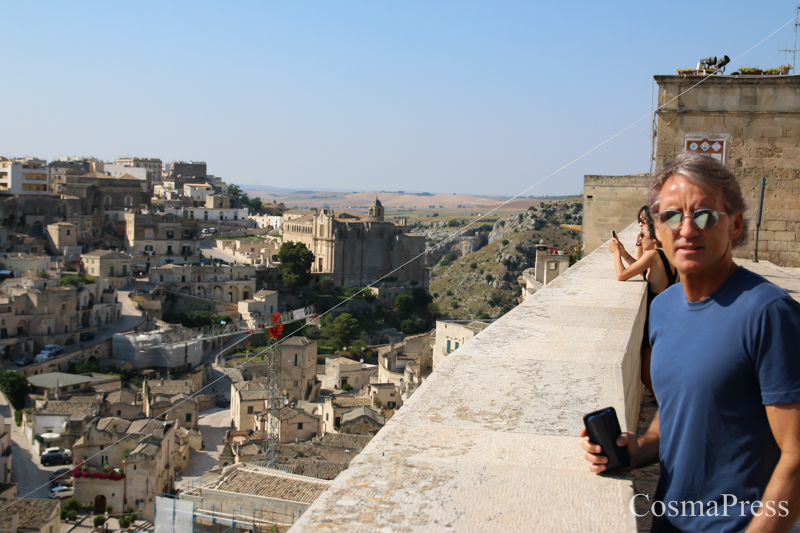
[580,428,637,472]
[580,413,660,473]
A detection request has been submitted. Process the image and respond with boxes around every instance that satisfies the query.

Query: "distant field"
[244,188,580,218]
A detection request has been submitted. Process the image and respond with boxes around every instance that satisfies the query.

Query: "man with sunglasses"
[582,153,800,532]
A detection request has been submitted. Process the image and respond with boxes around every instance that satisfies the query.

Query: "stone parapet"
[290,222,646,532]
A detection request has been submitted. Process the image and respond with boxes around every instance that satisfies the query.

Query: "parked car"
[40,451,70,467]
[34,352,55,364]
[15,355,34,366]
[49,486,74,500]
[79,332,95,342]
[216,398,230,409]
[50,479,72,489]
[43,344,64,356]
[209,227,218,234]
[43,447,72,459]
[49,468,73,483]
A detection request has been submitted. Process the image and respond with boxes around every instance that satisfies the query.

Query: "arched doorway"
[94,494,106,514]
[228,285,239,302]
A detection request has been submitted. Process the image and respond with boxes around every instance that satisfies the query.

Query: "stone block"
[774,231,796,242]
[767,240,789,252]
[787,241,800,252]
[762,126,783,138]
[763,220,787,232]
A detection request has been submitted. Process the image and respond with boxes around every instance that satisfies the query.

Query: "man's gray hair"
[648,152,749,247]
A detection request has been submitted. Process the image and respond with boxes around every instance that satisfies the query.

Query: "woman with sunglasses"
[609,219,678,397]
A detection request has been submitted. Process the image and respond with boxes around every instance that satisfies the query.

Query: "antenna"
[779,7,800,73]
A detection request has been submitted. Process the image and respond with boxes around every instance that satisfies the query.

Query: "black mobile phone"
[611,230,617,239]
[583,407,630,473]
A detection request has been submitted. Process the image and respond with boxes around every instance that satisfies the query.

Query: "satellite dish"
[359,359,364,363]
[283,399,289,405]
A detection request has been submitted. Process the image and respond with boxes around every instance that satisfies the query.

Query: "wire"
[2,13,794,516]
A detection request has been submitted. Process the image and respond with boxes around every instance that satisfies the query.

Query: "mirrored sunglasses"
[658,208,727,231]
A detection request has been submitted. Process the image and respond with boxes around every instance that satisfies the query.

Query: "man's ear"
[730,212,744,241]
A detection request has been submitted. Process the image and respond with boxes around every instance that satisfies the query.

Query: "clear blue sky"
[1,1,797,196]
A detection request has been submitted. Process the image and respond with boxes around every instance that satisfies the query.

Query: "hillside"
[428,200,582,320]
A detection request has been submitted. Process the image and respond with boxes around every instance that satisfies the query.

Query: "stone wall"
[15,339,113,378]
[161,290,240,318]
[290,223,647,532]
[582,174,649,255]
[654,75,800,267]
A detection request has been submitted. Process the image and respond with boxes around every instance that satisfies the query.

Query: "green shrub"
[469,262,477,270]
[485,274,493,282]
[13,409,24,426]
[439,252,458,267]
[445,290,453,297]
[501,239,509,246]
[342,383,353,392]
[93,516,106,527]
[67,510,77,521]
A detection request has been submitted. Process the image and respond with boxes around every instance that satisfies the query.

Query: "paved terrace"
[292,224,800,532]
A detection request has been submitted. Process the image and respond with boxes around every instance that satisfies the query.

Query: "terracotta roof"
[127,419,166,435]
[105,390,137,404]
[281,337,312,346]
[237,443,263,456]
[95,417,132,434]
[130,441,160,458]
[286,458,344,480]
[318,433,372,450]
[330,395,372,409]
[36,400,96,416]
[274,407,302,421]
[342,406,386,426]
[0,499,59,529]
[212,467,329,503]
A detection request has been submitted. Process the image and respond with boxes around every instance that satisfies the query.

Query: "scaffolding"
[262,338,282,468]
[156,495,299,533]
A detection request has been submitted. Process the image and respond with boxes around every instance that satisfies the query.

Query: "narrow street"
[175,407,230,491]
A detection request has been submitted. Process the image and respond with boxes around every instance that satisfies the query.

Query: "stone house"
[262,407,320,444]
[72,417,176,520]
[0,415,11,484]
[0,284,80,352]
[124,211,200,269]
[274,337,319,402]
[142,380,198,430]
[26,372,121,397]
[101,389,144,419]
[339,406,386,436]
[432,320,491,371]
[45,222,78,259]
[62,173,146,224]
[149,264,256,302]
[306,433,373,464]
[231,380,271,431]
[180,464,330,528]
[281,198,428,287]
[319,394,372,436]
[323,356,377,392]
[237,290,279,328]
[0,499,60,533]
[81,250,132,290]
[364,382,402,410]
[28,398,98,450]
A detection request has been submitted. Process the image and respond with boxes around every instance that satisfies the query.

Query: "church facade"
[281,198,428,287]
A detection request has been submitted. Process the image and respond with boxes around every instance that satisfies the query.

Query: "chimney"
[11,512,18,533]
[344,449,350,469]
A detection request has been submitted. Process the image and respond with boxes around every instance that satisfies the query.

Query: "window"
[294,380,299,387]
[185,413,192,423]
[66,229,70,236]
[167,245,173,254]
[124,196,133,207]
[446,340,451,353]
[61,304,65,312]
[247,406,253,414]
[294,354,299,367]
[109,266,114,276]
[455,342,459,350]
[104,196,112,206]
[166,230,174,239]
[144,245,153,252]
[326,413,329,421]
[122,264,127,275]
[100,454,109,465]
[298,422,304,430]
[117,410,121,416]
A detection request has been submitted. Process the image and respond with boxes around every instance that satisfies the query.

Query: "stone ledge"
[290,223,646,532]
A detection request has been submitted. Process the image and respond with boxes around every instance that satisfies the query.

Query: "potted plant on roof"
[781,64,792,75]
[764,68,781,75]
[739,67,762,75]
[676,68,696,76]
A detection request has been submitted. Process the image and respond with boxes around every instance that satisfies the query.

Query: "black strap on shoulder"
[656,249,678,286]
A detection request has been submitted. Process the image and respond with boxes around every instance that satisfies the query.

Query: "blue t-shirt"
[649,267,800,532]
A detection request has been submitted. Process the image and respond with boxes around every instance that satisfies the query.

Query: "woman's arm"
[613,247,655,282]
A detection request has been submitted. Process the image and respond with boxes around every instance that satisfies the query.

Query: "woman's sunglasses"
[658,208,727,231]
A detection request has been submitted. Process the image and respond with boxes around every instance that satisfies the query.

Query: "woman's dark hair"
[637,205,652,225]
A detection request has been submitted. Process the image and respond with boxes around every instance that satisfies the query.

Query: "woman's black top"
[642,249,678,348]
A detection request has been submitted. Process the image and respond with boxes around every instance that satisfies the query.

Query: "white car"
[49,486,74,499]
[43,447,72,458]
